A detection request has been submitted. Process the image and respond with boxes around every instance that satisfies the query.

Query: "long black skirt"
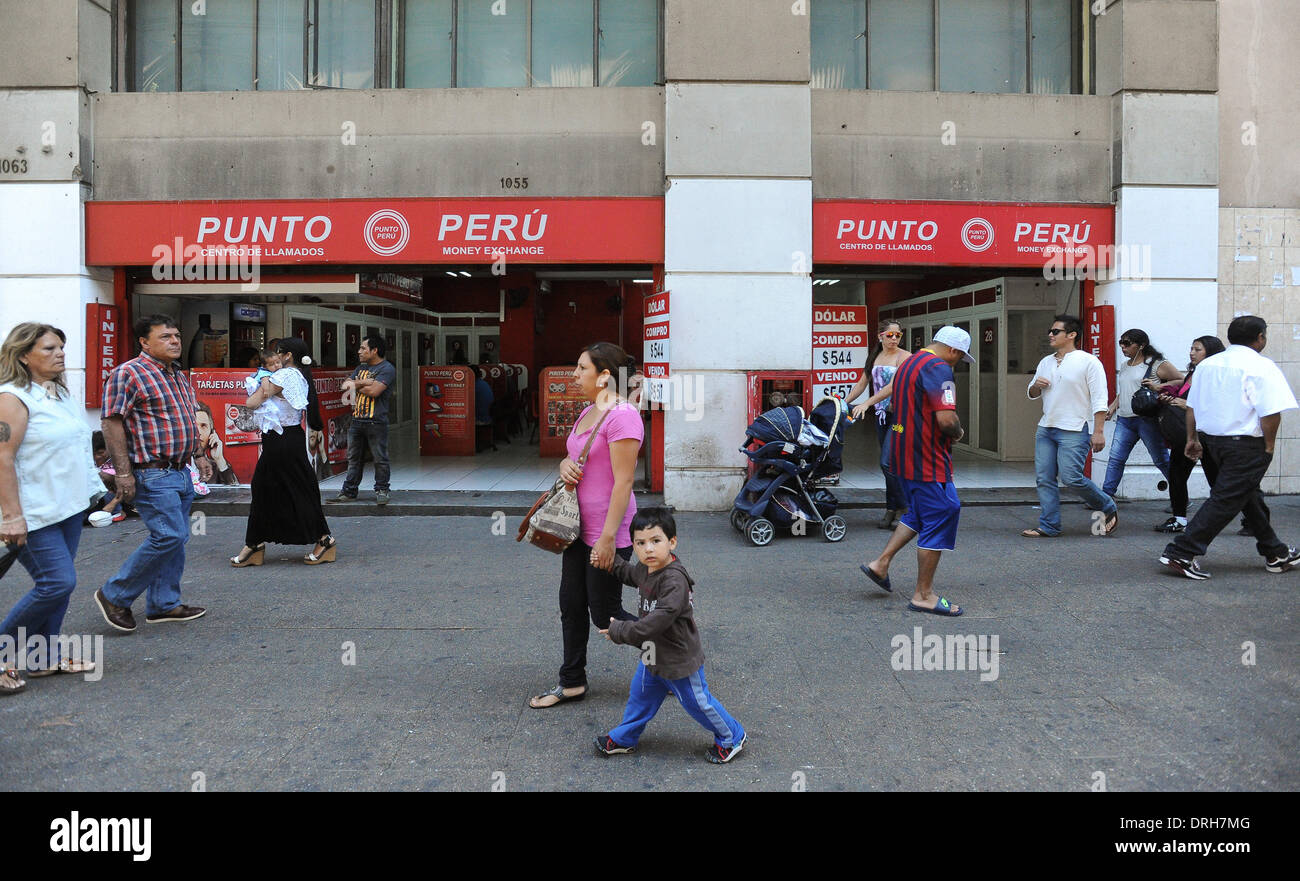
[245,425,331,546]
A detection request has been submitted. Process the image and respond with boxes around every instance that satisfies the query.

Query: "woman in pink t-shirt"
[530,342,644,709]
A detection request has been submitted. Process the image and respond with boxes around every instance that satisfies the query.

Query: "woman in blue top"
[846,320,911,530]
[0,323,104,694]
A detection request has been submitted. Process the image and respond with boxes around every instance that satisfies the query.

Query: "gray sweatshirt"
[606,557,706,681]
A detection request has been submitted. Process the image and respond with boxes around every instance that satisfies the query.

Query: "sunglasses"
[1048,328,1068,336]
[1119,339,1134,346]
[881,332,903,339]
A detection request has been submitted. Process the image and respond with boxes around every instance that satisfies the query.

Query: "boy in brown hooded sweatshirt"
[595,508,747,763]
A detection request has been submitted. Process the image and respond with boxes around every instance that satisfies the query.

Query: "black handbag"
[1130,361,1163,417]
[1156,402,1188,447]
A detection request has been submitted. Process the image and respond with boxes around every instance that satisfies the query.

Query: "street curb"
[191,487,1057,516]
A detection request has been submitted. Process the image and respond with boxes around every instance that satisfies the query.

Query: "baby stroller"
[731,397,850,546]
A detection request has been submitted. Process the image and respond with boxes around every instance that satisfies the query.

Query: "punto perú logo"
[364,210,410,256]
[960,217,995,252]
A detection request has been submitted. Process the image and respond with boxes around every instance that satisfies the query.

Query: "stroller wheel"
[821,515,847,543]
[729,509,748,533]
[747,518,775,547]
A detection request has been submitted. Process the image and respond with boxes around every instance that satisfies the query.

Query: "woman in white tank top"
[1101,328,1184,499]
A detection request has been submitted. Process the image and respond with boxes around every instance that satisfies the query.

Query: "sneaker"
[594,735,633,757]
[94,589,136,632]
[1159,555,1211,580]
[705,733,747,764]
[1153,517,1184,533]
[327,493,356,504]
[145,604,207,624]
[1264,546,1300,574]
[111,511,126,523]
[376,491,390,506]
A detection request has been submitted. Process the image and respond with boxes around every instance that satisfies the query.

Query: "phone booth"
[746,371,812,425]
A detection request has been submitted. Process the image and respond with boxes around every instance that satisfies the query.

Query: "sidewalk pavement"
[1,498,1296,791]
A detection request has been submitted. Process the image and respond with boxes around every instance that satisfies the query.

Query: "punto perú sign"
[85,198,665,266]
[814,200,1115,268]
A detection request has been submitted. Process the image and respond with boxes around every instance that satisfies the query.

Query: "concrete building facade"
[1,0,1296,507]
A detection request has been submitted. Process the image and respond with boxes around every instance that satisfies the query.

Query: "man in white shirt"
[1159,315,1299,579]
[1022,314,1118,537]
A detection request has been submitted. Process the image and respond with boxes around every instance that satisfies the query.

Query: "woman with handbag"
[229,337,336,567]
[0,323,104,694]
[529,342,643,709]
[1154,335,1225,533]
[1101,329,1183,499]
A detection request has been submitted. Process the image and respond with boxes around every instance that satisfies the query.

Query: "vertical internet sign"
[812,306,869,401]
[643,291,670,403]
[1085,304,1116,400]
[85,303,120,407]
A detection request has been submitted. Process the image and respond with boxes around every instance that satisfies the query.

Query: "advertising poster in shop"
[811,306,870,402]
[312,368,353,478]
[188,369,262,485]
[419,366,474,456]
[540,366,587,458]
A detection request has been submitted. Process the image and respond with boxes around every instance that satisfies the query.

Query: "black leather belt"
[136,459,185,471]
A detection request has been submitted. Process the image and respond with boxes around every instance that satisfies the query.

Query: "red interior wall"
[534,281,629,371]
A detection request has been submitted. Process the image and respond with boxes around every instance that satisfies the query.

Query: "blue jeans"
[1034,426,1115,536]
[876,417,906,511]
[2,514,83,666]
[101,467,193,616]
[342,420,390,494]
[1102,415,1171,497]
[609,662,745,749]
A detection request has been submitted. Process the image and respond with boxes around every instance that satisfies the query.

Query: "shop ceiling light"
[445,272,458,277]
[459,271,472,277]
[632,278,653,283]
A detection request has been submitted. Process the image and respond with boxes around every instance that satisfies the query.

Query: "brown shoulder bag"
[516,407,611,553]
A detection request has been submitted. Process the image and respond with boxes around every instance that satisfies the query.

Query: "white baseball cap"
[933,326,975,364]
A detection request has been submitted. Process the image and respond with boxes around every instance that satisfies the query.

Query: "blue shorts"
[897,479,961,551]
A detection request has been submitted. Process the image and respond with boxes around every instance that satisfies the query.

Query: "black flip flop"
[859,563,892,593]
[907,597,963,617]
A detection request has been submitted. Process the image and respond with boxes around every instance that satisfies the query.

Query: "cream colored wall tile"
[1235,213,1263,248]
[1218,246,1235,285]
[1219,208,1235,247]
[1233,252,1261,286]
[1232,286,1259,316]
[1258,289,1288,325]
[1283,213,1300,248]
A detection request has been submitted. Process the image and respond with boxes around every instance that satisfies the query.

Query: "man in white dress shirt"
[1022,314,1118,537]
[1159,315,1299,579]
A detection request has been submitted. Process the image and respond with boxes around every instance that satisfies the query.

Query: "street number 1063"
[1,159,30,174]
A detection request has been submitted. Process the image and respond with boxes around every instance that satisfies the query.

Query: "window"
[310,0,377,88]
[126,1,660,91]
[811,0,1091,94]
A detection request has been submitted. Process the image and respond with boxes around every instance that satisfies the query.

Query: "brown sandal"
[528,684,586,708]
[26,659,96,678]
[1020,528,1058,538]
[0,667,26,695]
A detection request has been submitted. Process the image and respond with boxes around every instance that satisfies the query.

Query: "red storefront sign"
[85,198,665,266]
[420,366,474,456]
[813,201,1115,267]
[85,304,120,407]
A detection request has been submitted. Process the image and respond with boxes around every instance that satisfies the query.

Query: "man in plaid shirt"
[94,315,207,632]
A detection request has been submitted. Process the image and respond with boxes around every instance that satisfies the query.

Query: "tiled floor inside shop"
[318,420,1041,493]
